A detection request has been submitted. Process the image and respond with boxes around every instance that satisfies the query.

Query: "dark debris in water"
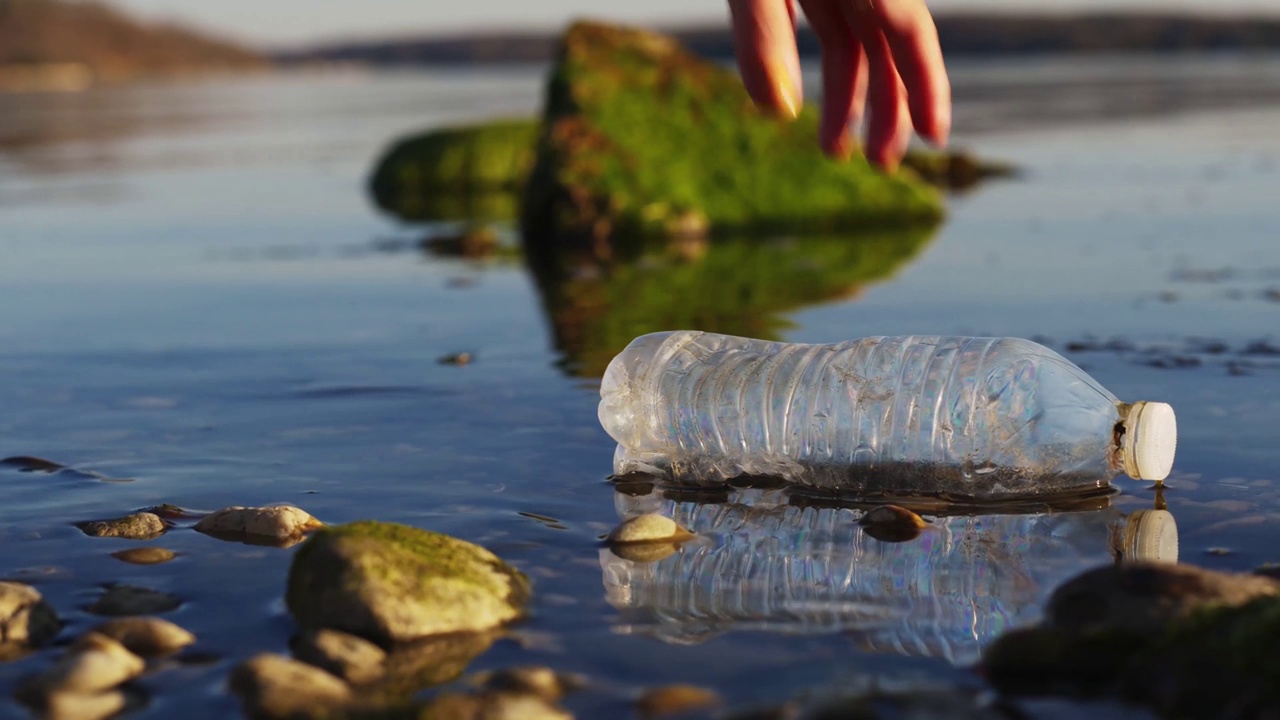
[1138,354,1202,370]
[292,384,428,399]
[0,454,135,482]
[517,511,568,531]
[1242,340,1280,356]
[1,455,65,472]
[138,504,207,521]
[86,584,183,616]
[1052,336,1280,374]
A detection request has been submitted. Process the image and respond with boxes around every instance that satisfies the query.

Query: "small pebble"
[473,666,586,701]
[0,581,61,649]
[608,542,681,564]
[23,633,144,695]
[607,514,691,544]
[423,691,572,720]
[91,617,195,657]
[636,684,722,718]
[76,512,166,540]
[229,653,353,719]
[86,585,181,616]
[38,689,127,720]
[859,505,928,542]
[110,547,177,565]
[195,505,323,542]
[290,628,386,685]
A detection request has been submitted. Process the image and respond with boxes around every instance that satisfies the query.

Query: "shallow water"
[0,57,1279,717]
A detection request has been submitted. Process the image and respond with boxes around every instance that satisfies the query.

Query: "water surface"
[0,57,1279,717]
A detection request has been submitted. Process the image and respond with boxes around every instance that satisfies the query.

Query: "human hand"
[729,0,950,171]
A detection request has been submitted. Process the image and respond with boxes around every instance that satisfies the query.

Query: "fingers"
[798,0,867,159]
[843,5,912,171]
[729,0,952,169]
[729,0,802,119]
[868,0,951,146]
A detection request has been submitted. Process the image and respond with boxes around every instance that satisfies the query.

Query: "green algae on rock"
[522,20,942,240]
[370,120,537,222]
[367,21,945,235]
[286,521,530,644]
[983,563,1280,719]
[369,118,1011,225]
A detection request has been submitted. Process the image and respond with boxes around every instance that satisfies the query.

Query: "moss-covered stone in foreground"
[287,522,530,644]
[983,563,1280,719]
[521,22,943,240]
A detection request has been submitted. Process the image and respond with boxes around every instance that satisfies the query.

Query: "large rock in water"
[519,21,943,240]
[369,117,1009,224]
[286,522,530,644]
[982,562,1280,719]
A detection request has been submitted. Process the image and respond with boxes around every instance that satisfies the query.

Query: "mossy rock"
[983,563,1280,719]
[370,119,535,222]
[367,22,954,234]
[1116,595,1280,719]
[287,522,530,644]
[370,118,1012,225]
[521,21,943,241]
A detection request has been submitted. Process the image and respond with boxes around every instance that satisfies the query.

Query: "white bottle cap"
[1123,508,1179,563]
[1120,401,1177,481]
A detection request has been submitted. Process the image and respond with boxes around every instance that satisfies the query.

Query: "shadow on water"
[601,481,1177,665]
[524,227,939,377]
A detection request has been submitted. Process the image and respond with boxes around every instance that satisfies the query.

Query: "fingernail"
[829,133,855,161]
[932,112,952,148]
[872,151,900,175]
[768,61,799,120]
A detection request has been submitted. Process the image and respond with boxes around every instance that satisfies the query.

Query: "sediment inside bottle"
[654,458,1114,502]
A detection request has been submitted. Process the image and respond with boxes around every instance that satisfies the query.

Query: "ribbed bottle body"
[600,331,1124,499]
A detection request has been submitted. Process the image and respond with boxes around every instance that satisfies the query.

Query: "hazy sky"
[112,0,1280,47]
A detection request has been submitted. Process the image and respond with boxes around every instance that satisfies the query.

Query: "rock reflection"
[600,484,1176,664]
[528,228,936,377]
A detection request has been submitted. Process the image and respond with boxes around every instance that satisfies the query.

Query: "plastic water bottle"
[598,331,1177,500]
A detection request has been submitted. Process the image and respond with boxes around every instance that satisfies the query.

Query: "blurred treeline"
[0,0,263,81]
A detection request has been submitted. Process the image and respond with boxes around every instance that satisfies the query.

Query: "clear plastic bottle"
[599,331,1177,500]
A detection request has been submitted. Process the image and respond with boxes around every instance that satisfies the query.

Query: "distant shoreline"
[275,13,1280,67]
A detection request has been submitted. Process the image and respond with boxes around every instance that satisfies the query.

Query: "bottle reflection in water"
[601,485,1176,664]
